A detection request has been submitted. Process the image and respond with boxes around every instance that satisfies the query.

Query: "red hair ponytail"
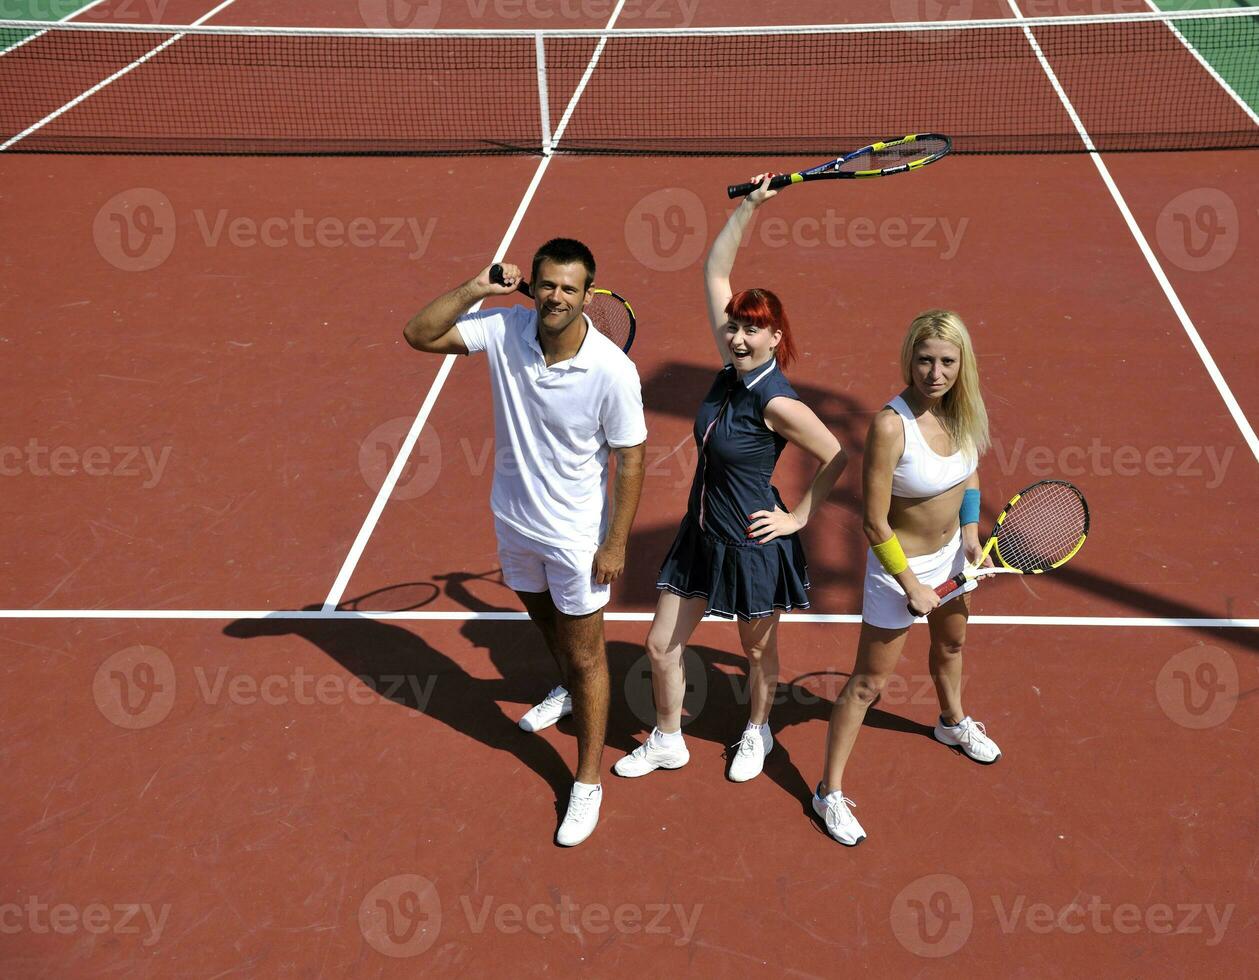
[725,288,797,371]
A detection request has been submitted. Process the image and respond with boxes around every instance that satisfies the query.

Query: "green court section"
[1155,1,1259,115]
[0,0,98,51]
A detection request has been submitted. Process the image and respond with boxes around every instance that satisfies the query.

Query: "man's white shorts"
[861,529,977,630]
[495,517,610,616]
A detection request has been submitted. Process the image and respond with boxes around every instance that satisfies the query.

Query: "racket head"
[831,133,952,178]
[586,289,636,354]
[990,480,1090,573]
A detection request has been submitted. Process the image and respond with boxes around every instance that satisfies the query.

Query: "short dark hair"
[531,238,596,290]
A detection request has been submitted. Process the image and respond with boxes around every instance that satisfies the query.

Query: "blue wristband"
[960,488,981,526]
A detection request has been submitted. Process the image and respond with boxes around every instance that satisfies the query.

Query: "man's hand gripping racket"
[918,480,1091,611]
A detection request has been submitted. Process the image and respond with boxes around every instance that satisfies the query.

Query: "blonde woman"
[814,311,999,846]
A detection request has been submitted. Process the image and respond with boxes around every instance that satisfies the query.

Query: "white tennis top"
[886,394,976,498]
[456,304,648,551]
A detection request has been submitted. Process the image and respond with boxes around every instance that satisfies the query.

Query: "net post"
[534,31,553,156]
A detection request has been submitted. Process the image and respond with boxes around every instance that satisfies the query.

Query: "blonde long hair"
[900,310,989,457]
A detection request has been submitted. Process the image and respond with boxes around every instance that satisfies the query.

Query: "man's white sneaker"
[934,715,1001,764]
[519,685,572,733]
[727,726,772,782]
[812,785,866,846]
[555,783,601,847]
[613,730,690,778]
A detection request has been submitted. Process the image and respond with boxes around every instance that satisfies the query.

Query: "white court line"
[321,0,630,611]
[1006,0,1259,466]
[1142,0,1259,129]
[0,609,1255,627]
[0,0,240,151]
[0,0,110,57]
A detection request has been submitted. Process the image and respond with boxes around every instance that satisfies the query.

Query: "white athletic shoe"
[519,685,572,733]
[612,730,690,778]
[556,783,602,847]
[934,715,1001,764]
[727,726,772,782]
[812,786,866,846]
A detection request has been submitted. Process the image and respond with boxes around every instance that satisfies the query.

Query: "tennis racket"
[929,480,1090,607]
[726,133,952,199]
[489,263,636,353]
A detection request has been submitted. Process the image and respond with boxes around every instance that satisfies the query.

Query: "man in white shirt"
[404,239,647,846]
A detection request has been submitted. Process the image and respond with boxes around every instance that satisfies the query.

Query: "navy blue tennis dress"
[656,358,811,620]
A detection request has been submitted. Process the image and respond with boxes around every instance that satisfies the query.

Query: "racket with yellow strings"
[932,480,1090,606]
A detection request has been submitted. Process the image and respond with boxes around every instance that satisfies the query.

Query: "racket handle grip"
[726,173,795,199]
[489,262,532,297]
[934,574,966,598]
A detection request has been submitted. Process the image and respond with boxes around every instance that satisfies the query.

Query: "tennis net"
[1,9,1256,155]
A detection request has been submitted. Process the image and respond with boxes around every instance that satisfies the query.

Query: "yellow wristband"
[872,535,909,576]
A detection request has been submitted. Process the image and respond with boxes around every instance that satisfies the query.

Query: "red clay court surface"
[1,0,1257,975]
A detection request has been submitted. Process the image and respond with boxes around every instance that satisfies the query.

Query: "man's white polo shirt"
[456,303,647,551]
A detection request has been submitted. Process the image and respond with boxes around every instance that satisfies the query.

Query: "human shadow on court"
[436,569,934,813]
[221,594,579,804]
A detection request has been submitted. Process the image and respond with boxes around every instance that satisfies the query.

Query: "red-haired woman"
[615,176,849,783]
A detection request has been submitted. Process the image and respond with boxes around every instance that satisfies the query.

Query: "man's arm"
[593,442,646,585]
[403,263,521,355]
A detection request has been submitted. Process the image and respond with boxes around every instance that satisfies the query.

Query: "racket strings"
[995,483,1088,572]
[841,138,949,172]
[587,294,633,351]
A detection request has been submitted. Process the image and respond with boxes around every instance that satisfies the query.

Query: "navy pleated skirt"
[656,515,811,621]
